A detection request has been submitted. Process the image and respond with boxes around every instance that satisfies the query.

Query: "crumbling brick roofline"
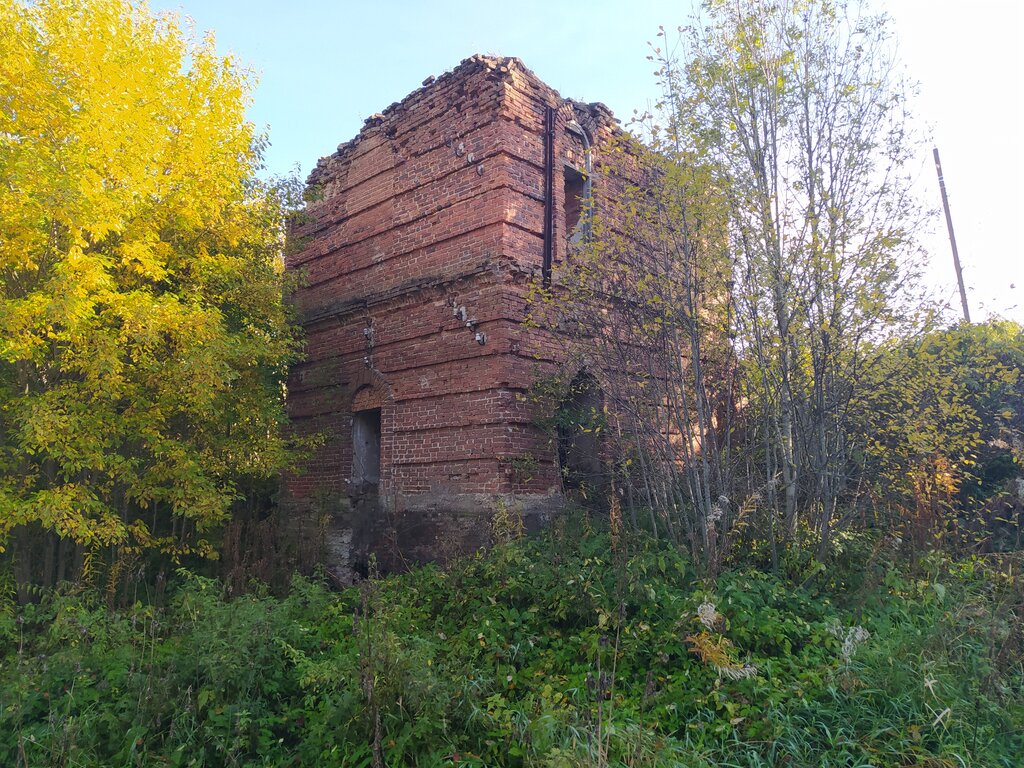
[306,53,618,192]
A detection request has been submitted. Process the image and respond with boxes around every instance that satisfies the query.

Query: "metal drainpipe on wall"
[542,105,555,287]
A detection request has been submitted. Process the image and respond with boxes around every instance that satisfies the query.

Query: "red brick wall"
[285,55,622,576]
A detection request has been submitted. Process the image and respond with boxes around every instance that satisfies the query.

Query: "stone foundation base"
[288,491,565,584]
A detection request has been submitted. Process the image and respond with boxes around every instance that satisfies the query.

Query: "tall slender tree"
[541,1,934,565]
[671,0,930,554]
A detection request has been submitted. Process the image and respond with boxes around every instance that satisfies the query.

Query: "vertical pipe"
[542,105,555,286]
[933,147,971,323]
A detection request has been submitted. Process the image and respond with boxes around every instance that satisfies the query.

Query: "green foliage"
[1,573,330,766]
[856,321,1024,548]
[657,0,935,558]
[2,520,1020,766]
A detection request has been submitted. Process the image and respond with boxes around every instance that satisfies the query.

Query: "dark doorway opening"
[352,408,381,497]
[556,375,604,497]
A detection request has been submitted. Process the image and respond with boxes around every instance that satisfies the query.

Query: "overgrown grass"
[2,515,1021,767]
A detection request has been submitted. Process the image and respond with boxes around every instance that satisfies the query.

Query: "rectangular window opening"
[564,166,586,245]
[352,408,381,495]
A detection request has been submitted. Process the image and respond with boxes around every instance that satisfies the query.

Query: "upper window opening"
[564,165,587,247]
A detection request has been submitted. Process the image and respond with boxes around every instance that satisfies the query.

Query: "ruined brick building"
[285,55,622,578]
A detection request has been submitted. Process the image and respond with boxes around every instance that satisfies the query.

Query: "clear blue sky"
[156,0,1023,322]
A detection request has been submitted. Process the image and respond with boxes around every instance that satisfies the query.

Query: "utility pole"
[933,147,971,323]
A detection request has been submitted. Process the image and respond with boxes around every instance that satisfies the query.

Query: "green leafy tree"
[856,321,1023,548]
[667,0,932,555]
[0,0,302,586]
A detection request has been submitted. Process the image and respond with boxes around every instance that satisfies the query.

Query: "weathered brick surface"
[285,55,620,578]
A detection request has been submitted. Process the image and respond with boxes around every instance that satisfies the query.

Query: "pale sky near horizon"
[155,0,1023,323]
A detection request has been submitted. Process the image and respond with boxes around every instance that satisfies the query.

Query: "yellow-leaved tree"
[0,0,302,586]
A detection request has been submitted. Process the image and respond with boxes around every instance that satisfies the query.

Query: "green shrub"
[1,522,1020,766]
